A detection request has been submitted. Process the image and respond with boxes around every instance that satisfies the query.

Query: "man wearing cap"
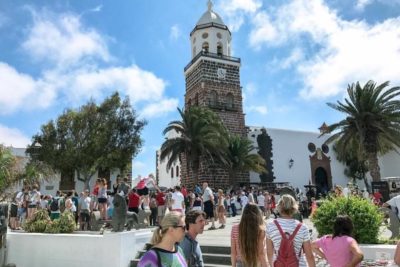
[179,210,206,267]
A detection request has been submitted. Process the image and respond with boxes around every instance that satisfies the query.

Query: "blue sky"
[1,0,400,178]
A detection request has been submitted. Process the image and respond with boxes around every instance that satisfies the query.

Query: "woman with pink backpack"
[266,194,315,267]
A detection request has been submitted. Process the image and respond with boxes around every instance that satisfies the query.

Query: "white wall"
[6,229,152,267]
[9,147,121,195]
[156,130,181,189]
[248,127,348,191]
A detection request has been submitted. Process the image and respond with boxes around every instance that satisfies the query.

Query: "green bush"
[45,211,76,233]
[311,196,383,244]
[23,209,51,233]
[23,210,76,234]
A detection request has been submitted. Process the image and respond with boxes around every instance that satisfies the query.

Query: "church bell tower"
[182,0,249,188]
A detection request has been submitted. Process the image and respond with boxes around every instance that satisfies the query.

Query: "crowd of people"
[11,177,400,266]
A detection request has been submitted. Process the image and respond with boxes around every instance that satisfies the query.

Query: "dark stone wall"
[181,58,249,189]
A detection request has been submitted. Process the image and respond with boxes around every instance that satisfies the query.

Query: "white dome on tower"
[190,0,232,59]
[196,8,225,26]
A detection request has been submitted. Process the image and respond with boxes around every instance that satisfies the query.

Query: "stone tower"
[181,1,249,189]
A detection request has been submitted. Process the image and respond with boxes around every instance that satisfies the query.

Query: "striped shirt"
[230,224,242,261]
[266,218,310,267]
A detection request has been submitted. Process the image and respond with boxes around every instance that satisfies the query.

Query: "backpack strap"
[273,219,302,240]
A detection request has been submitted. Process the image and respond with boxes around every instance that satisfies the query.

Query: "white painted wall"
[156,130,181,189]
[248,127,349,191]
[6,229,152,267]
[9,147,121,196]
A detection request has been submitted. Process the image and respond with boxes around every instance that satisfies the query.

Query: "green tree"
[160,107,227,184]
[333,139,370,190]
[223,134,266,185]
[324,80,400,182]
[0,145,27,199]
[27,92,146,189]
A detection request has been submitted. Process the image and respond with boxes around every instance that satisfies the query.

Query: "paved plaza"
[197,214,318,246]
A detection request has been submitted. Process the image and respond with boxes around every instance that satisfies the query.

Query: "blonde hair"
[239,203,265,267]
[277,194,298,216]
[150,211,184,245]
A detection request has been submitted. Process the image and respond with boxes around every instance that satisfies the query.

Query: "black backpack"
[50,198,59,211]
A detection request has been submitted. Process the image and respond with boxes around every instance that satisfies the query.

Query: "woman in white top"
[217,189,226,229]
[266,194,315,267]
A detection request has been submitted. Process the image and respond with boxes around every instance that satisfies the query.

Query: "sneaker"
[218,225,225,229]
[208,226,216,230]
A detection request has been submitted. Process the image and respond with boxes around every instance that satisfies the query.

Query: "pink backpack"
[273,220,302,267]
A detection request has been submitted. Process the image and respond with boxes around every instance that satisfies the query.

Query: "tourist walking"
[257,191,265,214]
[28,184,40,219]
[97,178,108,220]
[231,203,268,267]
[179,210,206,266]
[266,194,315,267]
[312,215,363,267]
[128,188,140,214]
[149,193,158,226]
[156,188,166,225]
[192,193,203,211]
[217,189,226,229]
[79,190,91,231]
[171,186,185,213]
[138,211,187,267]
[202,182,216,230]
[264,192,271,219]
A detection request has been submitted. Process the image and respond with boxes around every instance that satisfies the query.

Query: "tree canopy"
[161,106,267,186]
[26,92,146,189]
[160,106,227,184]
[324,80,400,182]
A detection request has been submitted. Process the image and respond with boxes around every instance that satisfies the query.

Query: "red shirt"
[128,192,140,208]
[181,187,188,198]
[93,185,99,196]
[156,192,165,206]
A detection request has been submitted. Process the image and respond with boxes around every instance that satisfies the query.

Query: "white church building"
[156,1,400,193]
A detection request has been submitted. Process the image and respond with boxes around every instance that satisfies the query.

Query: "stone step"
[201,245,231,255]
[202,253,231,265]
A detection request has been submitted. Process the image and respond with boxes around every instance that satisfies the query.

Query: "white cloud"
[244,82,258,96]
[22,11,110,66]
[0,125,31,148]
[249,0,400,99]
[217,0,262,31]
[246,105,268,115]
[89,5,103,13]
[169,24,181,40]
[141,98,179,118]
[356,0,400,10]
[67,65,168,104]
[0,62,56,114]
[355,0,373,10]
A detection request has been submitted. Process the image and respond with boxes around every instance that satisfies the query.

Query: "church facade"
[156,2,400,192]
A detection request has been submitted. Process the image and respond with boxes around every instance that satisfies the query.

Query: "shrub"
[311,196,383,244]
[23,210,76,234]
[45,211,76,233]
[23,209,51,233]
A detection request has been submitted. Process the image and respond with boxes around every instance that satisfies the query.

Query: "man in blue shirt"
[179,210,206,267]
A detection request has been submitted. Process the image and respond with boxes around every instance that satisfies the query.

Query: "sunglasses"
[173,225,186,230]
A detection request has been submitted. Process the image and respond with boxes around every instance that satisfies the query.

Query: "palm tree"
[324,80,400,182]
[222,134,267,185]
[160,107,227,184]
